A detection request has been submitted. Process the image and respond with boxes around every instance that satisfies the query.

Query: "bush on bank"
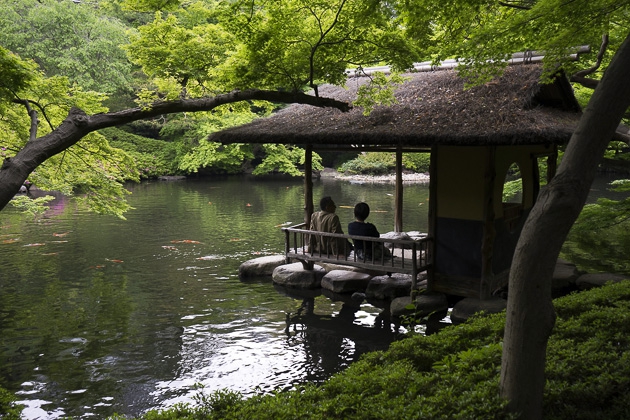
[338,152,431,175]
[101,127,181,179]
[118,280,630,420]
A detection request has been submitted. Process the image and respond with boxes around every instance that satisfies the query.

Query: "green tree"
[0,0,415,213]
[396,0,630,417]
[0,0,134,96]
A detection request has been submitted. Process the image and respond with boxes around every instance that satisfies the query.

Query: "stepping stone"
[321,270,372,294]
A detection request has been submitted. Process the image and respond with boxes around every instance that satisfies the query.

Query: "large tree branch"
[570,34,609,89]
[0,89,351,211]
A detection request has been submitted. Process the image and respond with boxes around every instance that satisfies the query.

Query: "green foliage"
[0,60,139,218]
[338,152,395,175]
[179,141,254,174]
[125,281,630,419]
[252,144,323,177]
[338,152,430,175]
[0,386,22,420]
[402,153,431,173]
[8,194,55,216]
[0,0,134,94]
[124,9,233,97]
[563,179,630,274]
[544,281,630,419]
[0,46,38,103]
[102,127,180,178]
[353,72,407,115]
[221,0,417,92]
[398,0,630,90]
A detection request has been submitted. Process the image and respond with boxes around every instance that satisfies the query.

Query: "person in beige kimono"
[309,196,352,256]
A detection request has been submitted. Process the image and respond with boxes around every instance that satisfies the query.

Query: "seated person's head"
[354,202,370,221]
[320,196,336,212]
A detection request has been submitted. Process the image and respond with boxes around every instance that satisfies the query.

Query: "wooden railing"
[282,223,433,290]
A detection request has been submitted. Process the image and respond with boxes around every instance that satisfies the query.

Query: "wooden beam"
[395,146,403,232]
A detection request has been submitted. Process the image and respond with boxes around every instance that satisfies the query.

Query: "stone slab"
[321,270,373,294]
[451,297,507,325]
[272,262,326,289]
[239,254,287,278]
[365,273,412,300]
[575,273,629,290]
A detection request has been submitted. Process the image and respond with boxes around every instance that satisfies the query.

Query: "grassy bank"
[113,280,630,420]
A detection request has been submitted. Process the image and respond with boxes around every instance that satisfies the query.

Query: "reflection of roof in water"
[211,64,582,149]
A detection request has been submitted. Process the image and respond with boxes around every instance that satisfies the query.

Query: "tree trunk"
[500,32,630,419]
[0,90,350,212]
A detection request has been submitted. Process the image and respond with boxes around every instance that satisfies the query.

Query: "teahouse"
[211,57,583,300]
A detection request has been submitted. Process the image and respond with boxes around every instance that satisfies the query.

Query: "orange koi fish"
[23,243,45,247]
[170,240,202,244]
[2,238,20,244]
[106,258,124,263]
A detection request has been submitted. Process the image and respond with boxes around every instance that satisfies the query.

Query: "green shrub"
[338,152,394,175]
[100,127,180,178]
[338,152,430,175]
[402,153,431,172]
[0,386,22,420]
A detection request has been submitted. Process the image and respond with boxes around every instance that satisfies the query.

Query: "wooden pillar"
[304,144,314,228]
[394,146,403,233]
[480,146,497,300]
[304,145,315,270]
[427,147,438,291]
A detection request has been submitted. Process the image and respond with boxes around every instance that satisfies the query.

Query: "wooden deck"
[282,223,433,290]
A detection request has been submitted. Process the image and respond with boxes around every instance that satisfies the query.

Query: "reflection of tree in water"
[283,295,399,384]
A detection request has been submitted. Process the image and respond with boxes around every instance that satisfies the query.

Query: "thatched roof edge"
[211,64,582,148]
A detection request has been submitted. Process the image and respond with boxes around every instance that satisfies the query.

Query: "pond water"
[0,175,431,419]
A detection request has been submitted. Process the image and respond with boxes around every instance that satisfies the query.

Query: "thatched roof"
[210,64,582,149]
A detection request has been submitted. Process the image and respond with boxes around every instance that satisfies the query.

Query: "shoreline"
[320,168,430,184]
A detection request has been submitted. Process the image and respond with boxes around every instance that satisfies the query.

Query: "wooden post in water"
[304,145,315,270]
[304,144,314,228]
[395,146,403,233]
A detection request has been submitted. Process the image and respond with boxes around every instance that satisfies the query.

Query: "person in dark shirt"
[348,202,389,261]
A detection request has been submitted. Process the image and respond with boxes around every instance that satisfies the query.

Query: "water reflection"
[1,176,430,418]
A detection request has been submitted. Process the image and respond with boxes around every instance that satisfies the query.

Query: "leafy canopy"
[0,45,138,218]
[398,0,630,84]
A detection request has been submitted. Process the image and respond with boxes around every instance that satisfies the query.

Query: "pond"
[0,175,431,419]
